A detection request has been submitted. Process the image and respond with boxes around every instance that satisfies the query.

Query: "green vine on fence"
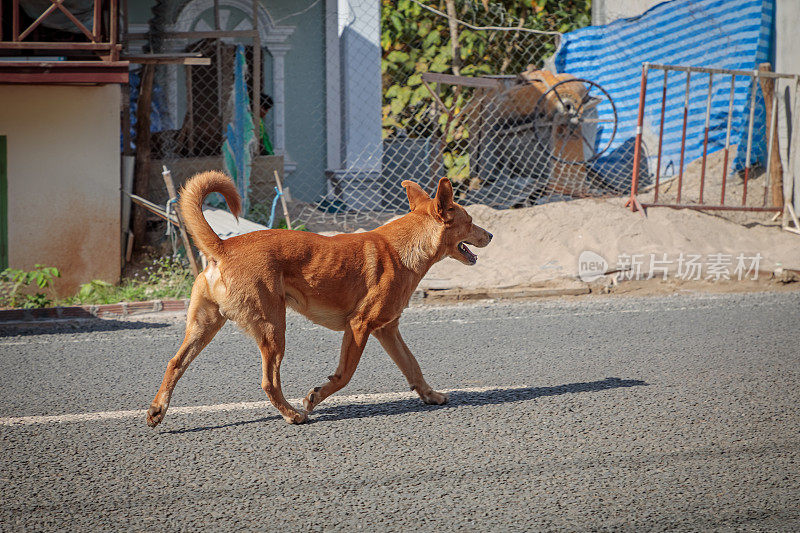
[381,0,591,182]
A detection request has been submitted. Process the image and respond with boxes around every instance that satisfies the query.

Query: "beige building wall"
[0,84,121,296]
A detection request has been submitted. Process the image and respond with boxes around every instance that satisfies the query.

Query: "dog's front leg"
[371,320,448,406]
[258,318,309,425]
[147,286,227,428]
[302,322,369,413]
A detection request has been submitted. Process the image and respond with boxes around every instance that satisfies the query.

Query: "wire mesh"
[307,0,605,228]
[129,0,665,231]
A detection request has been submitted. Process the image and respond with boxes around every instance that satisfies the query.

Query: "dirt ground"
[303,187,798,295]
[417,197,798,290]
[279,144,800,296]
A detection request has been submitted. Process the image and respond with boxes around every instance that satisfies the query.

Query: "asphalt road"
[1,291,799,531]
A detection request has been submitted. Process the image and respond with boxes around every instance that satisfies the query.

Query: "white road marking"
[0,386,502,427]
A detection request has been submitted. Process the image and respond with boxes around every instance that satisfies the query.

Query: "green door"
[0,136,6,269]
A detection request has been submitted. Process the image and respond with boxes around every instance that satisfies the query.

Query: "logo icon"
[577,250,608,282]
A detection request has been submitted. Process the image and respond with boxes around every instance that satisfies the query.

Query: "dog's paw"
[146,404,166,428]
[420,390,449,406]
[284,410,309,425]
[302,387,322,413]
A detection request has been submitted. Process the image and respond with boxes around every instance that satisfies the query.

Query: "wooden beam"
[0,61,129,84]
[758,63,784,208]
[420,72,503,89]
[132,63,155,251]
[126,30,258,40]
[0,42,119,50]
[121,53,211,65]
[161,167,200,276]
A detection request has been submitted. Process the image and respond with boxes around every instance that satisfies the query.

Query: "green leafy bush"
[0,264,61,308]
[381,0,591,182]
[68,255,194,305]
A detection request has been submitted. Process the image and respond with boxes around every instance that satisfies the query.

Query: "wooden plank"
[0,61,129,84]
[758,63,784,208]
[274,170,291,230]
[420,72,503,89]
[17,3,59,41]
[121,54,211,65]
[0,42,118,50]
[0,70,128,84]
[0,60,128,67]
[12,0,19,42]
[161,167,200,277]
[126,30,258,40]
[132,63,155,251]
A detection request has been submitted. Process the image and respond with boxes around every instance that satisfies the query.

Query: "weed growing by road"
[0,265,61,308]
[67,255,193,305]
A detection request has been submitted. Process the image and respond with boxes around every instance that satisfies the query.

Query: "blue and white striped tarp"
[553,0,774,188]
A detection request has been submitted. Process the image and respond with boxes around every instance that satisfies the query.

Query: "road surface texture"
[1,291,798,531]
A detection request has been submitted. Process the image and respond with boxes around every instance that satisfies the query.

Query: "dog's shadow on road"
[315,377,647,423]
[164,377,647,434]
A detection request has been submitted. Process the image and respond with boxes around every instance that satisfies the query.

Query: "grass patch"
[64,255,193,306]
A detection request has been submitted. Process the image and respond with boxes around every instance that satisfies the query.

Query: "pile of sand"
[420,198,800,290]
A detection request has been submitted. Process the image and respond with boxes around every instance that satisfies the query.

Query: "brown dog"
[146,171,492,427]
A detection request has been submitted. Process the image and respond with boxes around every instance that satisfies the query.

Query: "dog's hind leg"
[372,320,448,406]
[256,305,309,424]
[147,278,226,428]
[302,321,370,413]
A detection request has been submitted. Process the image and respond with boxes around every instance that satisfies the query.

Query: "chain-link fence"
[128,0,606,231]
[129,0,774,234]
[308,0,606,228]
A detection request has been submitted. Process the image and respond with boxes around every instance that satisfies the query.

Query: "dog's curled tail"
[179,171,241,260]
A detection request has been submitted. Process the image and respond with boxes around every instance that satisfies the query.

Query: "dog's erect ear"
[435,177,455,221]
[401,180,430,211]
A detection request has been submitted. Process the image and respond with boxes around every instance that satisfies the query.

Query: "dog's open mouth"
[458,242,478,265]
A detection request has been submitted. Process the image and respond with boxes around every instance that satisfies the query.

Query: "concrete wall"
[0,84,121,296]
[591,0,663,25]
[774,0,800,214]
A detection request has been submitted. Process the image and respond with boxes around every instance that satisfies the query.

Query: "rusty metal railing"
[0,0,119,60]
[627,63,798,215]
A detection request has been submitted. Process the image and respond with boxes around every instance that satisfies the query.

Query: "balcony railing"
[0,0,119,60]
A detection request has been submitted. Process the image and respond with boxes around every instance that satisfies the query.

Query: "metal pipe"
[628,64,649,210]
[654,70,667,203]
[641,203,782,212]
[649,63,796,80]
[699,72,713,204]
[677,71,691,204]
[721,75,735,205]
[742,71,759,205]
